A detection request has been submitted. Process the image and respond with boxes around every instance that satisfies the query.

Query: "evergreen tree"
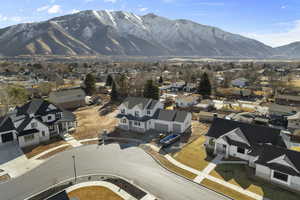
[143,80,160,100]
[84,73,96,95]
[158,76,163,84]
[105,74,113,86]
[197,72,211,98]
[110,81,119,101]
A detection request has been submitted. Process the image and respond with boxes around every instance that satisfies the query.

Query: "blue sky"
[1,0,300,47]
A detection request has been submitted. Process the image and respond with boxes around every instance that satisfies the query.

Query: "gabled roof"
[221,128,251,148]
[122,97,152,110]
[255,145,300,176]
[207,118,285,148]
[16,99,61,116]
[0,116,15,132]
[154,109,189,123]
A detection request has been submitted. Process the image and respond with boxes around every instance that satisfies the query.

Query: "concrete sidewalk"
[164,153,266,200]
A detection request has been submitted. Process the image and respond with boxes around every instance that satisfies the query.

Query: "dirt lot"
[68,186,123,200]
[72,105,118,140]
[22,138,67,159]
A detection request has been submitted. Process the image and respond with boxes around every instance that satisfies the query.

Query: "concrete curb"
[140,145,233,200]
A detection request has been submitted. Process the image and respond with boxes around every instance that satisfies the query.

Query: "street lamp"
[72,155,77,183]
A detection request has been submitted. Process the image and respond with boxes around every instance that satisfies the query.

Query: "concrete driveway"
[0,142,43,178]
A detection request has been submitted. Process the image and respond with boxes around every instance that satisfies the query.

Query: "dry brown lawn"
[22,138,67,159]
[68,186,123,200]
[173,135,212,171]
[201,179,256,200]
[81,140,99,145]
[73,105,118,140]
[37,145,72,160]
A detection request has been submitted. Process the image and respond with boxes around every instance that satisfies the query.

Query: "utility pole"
[72,155,77,183]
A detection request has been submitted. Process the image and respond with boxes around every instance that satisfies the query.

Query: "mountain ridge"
[0,10,297,58]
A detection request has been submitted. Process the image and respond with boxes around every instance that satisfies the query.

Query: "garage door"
[173,124,182,133]
[155,123,169,132]
[1,132,14,143]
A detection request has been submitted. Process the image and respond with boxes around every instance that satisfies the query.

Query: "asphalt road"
[0,144,229,200]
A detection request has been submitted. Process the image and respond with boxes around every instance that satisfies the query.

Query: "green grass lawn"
[210,164,300,200]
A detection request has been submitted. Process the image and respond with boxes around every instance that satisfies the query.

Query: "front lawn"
[210,164,300,200]
[22,138,67,159]
[173,135,213,171]
[201,179,255,200]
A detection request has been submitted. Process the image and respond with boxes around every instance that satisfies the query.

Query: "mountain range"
[0,10,298,58]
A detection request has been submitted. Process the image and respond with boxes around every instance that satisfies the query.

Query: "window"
[121,109,126,114]
[147,110,151,115]
[42,131,46,137]
[237,147,245,154]
[273,171,289,183]
[31,122,37,129]
[134,121,141,126]
[135,111,139,117]
[24,134,34,142]
[122,119,127,124]
[55,113,61,119]
[48,116,52,120]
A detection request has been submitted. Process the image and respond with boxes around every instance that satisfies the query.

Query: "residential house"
[0,99,76,148]
[231,78,249,88]
[205,118,300,192]
[267,103,298,116]
[255,145,300,191]
[116,97,191,133]
[49,87,86,110]
[175,94,200,108]
[287,112,300,130]
[275,94,300,106]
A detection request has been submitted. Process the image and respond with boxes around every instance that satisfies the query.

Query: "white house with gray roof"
[117,97,192,133]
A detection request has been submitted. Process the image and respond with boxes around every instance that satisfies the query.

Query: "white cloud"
[104,0,117,3]
[139,7,148,12]
[243,20,300,47]
[47,5,62,14]
[37,5,49,12]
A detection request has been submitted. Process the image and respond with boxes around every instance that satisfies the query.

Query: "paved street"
[0,144,229,200]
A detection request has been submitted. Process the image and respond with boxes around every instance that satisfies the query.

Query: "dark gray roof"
[18,129,39,136]
[255,144,300,176]
[116,114,152,122]
[207,118,285,148]
[16,99,61,116]
[147,100,159,110]
[123,97,152,110]
[154,109,189,123]
[57,110,76,122]
[16,117,33,133]
[0,116,15,132]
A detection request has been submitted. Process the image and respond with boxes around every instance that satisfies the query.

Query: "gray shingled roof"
[123,97,152,110]
[154,109,189,123]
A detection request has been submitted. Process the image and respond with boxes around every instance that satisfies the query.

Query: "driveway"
[0,144,229,200]
[0,142,43,178]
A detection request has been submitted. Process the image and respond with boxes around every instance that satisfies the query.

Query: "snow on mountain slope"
[0,10,275,57]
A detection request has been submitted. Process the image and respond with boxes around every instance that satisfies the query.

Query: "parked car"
[159,134,181,147]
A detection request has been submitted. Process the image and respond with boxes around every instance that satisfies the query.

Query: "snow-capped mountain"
[0,10,276,57]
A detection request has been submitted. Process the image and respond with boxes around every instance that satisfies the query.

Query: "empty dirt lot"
[72,106,118,140]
